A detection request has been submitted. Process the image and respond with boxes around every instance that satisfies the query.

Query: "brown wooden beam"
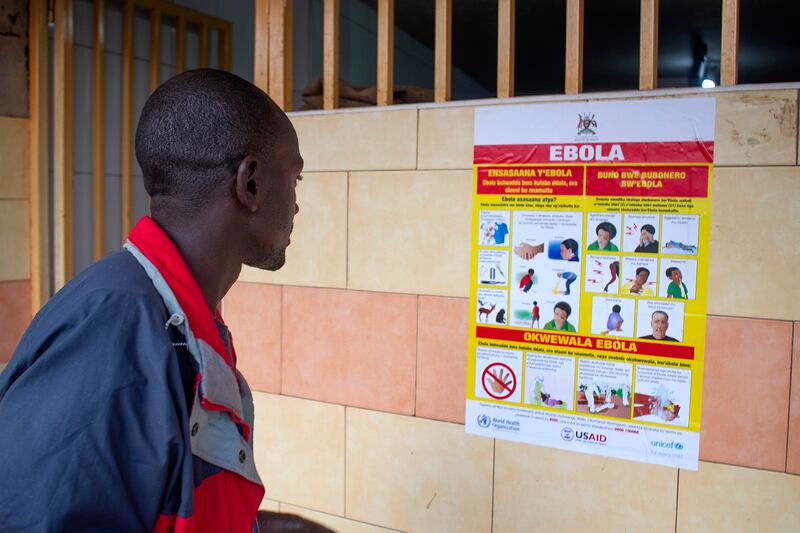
[121,0,134,242]
[565,0,584,94]
[268,0,292,110]
[254,0,270,91]
[149,8,160,92]
[434,0,452,102]
[721,0,739,85]
[323,0,339,110]
[497,0,515,98]
[639,0,658,90]
[54,0,74,288]
[176,15,186,73]
[376,0,394,106]
[92,0,106,261]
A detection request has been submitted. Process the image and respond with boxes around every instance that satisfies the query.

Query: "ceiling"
[362,0,800,99]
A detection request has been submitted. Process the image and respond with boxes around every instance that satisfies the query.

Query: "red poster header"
[474,141,714,165]
[477,166,584,196]
[476,326,695,360]
[585,165,709,198]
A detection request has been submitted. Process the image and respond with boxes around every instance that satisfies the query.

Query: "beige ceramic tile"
[238,172,347,289]
[259,498,280,512]
[788,323,800,474]
[0,117,28,199]
[708,167,800,320]
[348,170,472,297]
[345,408,493,533]
[281,287,417,414]
[223,282,282,393]
[0,200,30,281]
[280,504,402,533]
[678,461,800,532]
[417,107,474,170]
[416,296,469,424]
[253,392,345,515]
[700,316,792,471]
[291,110,417,172]
[493,440,678,533]
[714,90,798,166]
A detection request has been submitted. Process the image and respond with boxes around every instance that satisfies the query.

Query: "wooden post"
[497,0,515,98]
[323,0,339,109]
[219,24,232,71]
[150,8,160,92]
[721,0,739,85]
[434,0,452,102]
[176,15,186,73]
[199,23,208,68]
[92,0,106,261]
[254,0,270,91]
[121,0,134,242]
[29,0,50,309]
[376,0,394,106]
[54,0,74,288]
[565,0,584,94]
[268,0,292,110]
[639,0,658,90]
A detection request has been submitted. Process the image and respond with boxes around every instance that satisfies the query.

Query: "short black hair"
[135,68,284,211]
[554,301,572,317]
[527,268,534,274]
[636,267,650,277]
[612,304,621,313]
[561,238,579,252]
[533,301,538,305]
[666,267,680,278]
[641,224,656,235]
[596,221,617,239]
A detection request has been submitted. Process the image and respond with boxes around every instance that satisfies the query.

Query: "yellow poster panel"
[465,98,715,469]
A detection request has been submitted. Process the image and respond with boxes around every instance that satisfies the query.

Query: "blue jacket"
[0,217,264,532]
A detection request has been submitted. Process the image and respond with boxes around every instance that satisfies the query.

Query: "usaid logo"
[575,431,607,443]
[560,427,574,441]
[651,440,684,450]
[477,414,491,428]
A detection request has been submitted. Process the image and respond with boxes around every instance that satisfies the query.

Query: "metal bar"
[639,0,658,90]
[497,0,515,98]
[376,0,394,106]
[54,0,74,288]
[434,0,451,102]
[565,0,584,94]
[92,0,106,261]
[323,0,339,109]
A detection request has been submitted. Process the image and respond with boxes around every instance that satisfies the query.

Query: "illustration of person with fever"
[543,301,576,332]
[587,222,619,252]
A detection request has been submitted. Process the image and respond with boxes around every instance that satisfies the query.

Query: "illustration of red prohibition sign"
[482,362,516,400]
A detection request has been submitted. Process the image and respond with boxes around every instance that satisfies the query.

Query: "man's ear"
[234,155,260,212]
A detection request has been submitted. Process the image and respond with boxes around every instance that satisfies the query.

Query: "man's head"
[595,222,616,247]
[560,238,578,260]
[635,267,650,284]
[650,310,669,339]
[553,301,572,328]
[135,69,303,270]
[666,267,682,284]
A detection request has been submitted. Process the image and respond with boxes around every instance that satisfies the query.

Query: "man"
[0,70,303,531]
[640,310,679,342]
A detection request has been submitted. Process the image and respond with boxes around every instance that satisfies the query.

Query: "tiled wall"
[224,88,800,532]
[0,116,32,368]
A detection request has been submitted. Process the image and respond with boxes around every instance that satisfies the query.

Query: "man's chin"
[245,252,286,271]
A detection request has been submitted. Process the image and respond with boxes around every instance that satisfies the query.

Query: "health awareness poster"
[465,98,715,469]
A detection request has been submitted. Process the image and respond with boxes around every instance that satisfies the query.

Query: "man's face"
[670,269,682,284]
[651,313,669,339]
[597,228,610,248]
[560,244,572,260]
[554,307,567,328]
[244,123,304,271]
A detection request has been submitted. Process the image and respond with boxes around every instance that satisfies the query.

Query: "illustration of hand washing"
[633,384,681,422]
[528,376,567,409]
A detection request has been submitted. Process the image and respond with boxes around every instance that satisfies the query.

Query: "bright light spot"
[701,78,716,89]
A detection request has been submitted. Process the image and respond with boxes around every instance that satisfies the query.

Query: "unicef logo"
[477,414,491,428]
[674,442,684,450]
[560,427,574,441]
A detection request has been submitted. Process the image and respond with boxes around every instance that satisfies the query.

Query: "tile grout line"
[675,469,680,533]
[785,323,796,472]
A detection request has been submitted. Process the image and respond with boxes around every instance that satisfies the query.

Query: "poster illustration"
[465,98,715,469]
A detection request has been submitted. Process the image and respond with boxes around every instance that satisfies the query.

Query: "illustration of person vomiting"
[603,260,619,293]
[587,222,619,251]
[557,271,578,295]
[543,301,576,332]
[623,267,654,296]
[606,304,624,332]
[560,239,580,262]
[665,267,689,299]
[634,224,659,253]
[519,268,535,292]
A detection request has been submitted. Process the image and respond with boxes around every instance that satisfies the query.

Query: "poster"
[465,98,715,470]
